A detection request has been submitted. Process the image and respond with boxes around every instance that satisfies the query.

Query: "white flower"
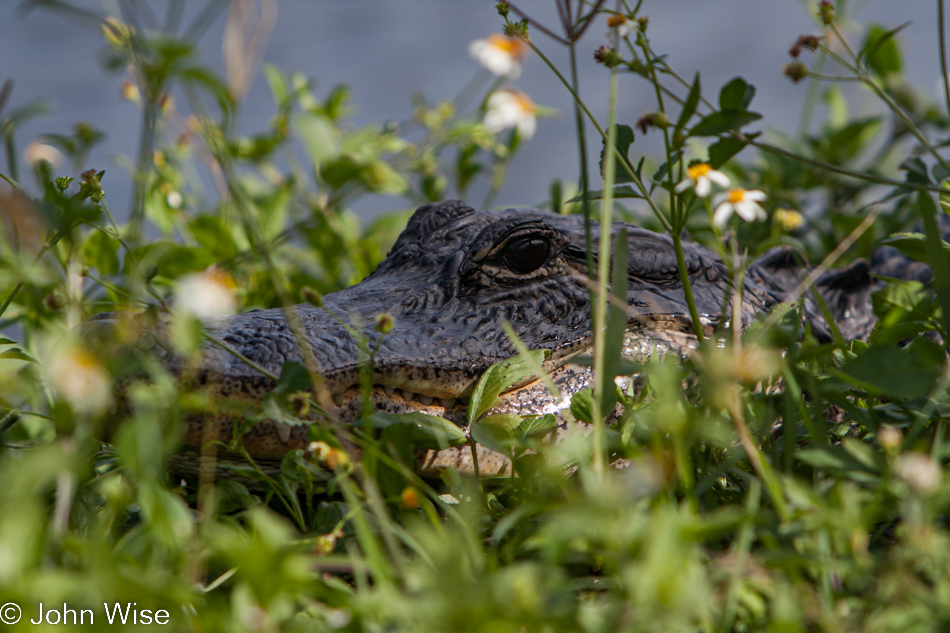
[674,162,730,197]
[25,141,64,169]
[606,14,634,39]
[483,89,537,139]
[895,453,942,494]
[174,266,238,319]
[166,190,183,209]
[47,346,112,415]
[712,188,768,227]
[468,34,528,77]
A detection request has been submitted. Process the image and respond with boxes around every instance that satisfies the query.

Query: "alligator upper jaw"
[301,322,705,422]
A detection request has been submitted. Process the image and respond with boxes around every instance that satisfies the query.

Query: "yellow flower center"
[71,349,101,371]
[487,33,527,58]
[727,188,745,203]
[607,15,629,28]
[512,91,537,114]
[775,208,804,230]
[687,163,712,179]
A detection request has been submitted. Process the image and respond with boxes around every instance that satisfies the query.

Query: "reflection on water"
[0,1,938,221]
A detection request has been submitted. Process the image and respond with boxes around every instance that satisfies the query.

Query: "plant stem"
[672,232,706,341]
[797,48,828,138]
[941,0,950,119]
[590,47,621,479]
[569,42,596,279]
[129,100,158,245]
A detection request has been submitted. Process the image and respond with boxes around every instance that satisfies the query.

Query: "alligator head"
[88,200,885,476]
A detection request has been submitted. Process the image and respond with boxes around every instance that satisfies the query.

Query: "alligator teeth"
[383,386,395,397]
[275,422,291,444]
[440,398,456,409]
[333,393,344,406]
[417,395,433,406]
[401,390,416,402]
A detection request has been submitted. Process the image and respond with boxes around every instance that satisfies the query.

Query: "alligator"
[86,199,931,477]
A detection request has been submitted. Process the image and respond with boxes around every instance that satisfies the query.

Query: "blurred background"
[0,1,941,221]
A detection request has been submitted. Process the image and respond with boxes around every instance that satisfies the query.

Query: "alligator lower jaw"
[180,364,591,461]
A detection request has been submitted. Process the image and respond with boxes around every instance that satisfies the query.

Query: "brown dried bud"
[594,46,622,68]
[301,286,323,307]
[288,390,311,418]
[44,293,65,311]
[375,312,394,334]
[789,34,821,57]
[635,112,669,135]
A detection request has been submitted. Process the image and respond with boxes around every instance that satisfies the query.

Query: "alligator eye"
[503,238,551,274]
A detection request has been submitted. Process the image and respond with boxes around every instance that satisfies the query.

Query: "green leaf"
[470,414,522,455]
[709,136,751,169]
[468,351,547,425]
[261,362,314,427]
[81,229,120,276]
[838,345,941,399]
[371,412,467,450]
[899,157,931,186]
[879,232,935,262]
[570,389,594,424]
[918,191,950,340]
[599,124,636,184]
[514,414,557,440]
[860,23,906,77]
[189,216,239,260]
[0,348,36,363]
[674,73,701,135]
[294,112,340,164]
[262,63,289,106]
[719,77,755,110]
[797,445,879,477]
[502,322,560,401]
[270,361,312,396]
[933,162,950,185]
[690,110,761,137]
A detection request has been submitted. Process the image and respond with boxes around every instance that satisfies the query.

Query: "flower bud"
[400,487,421,509]
[302,286,324,307]
[594,46,622,68]
[784,61,808,83]
[774,208,804,231]
[120,77,141,104]
[375,312,394,334]
[878,426,902,451]
[818,0,835,25]
[635,112,668,135]
[789,34,821,57]
[496,1,510,17]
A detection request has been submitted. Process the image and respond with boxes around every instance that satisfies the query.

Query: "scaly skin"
[86,200,926,477]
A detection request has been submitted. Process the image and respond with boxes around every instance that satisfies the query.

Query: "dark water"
[0,1,940,221]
